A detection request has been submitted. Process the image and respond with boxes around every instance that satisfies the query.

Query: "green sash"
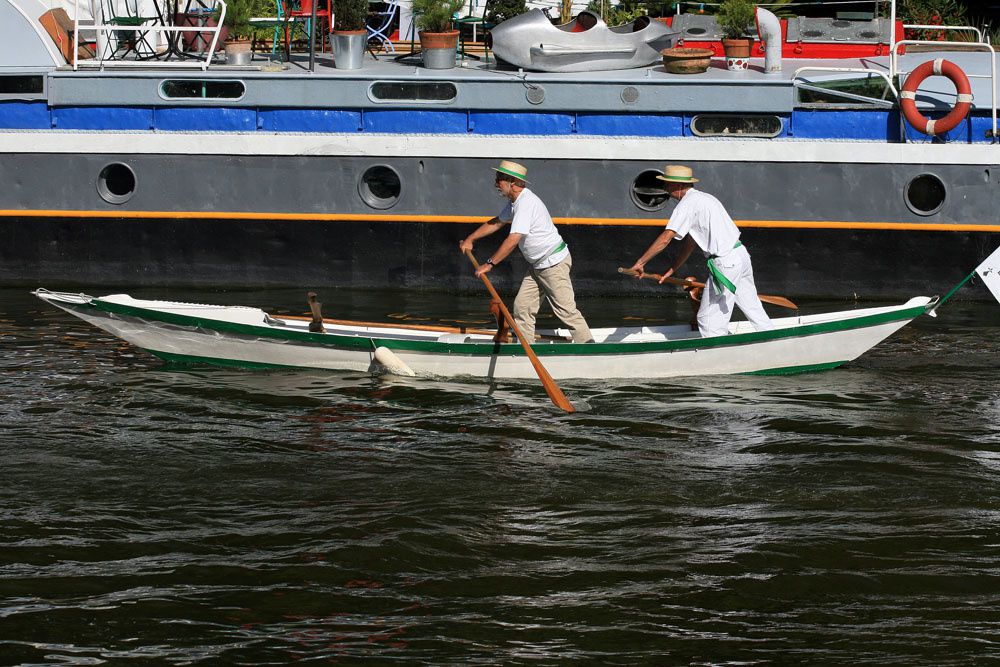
[706,241,743,294]
[547,241,567,258]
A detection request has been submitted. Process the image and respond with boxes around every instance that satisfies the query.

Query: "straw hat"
[656,165,699,183]
[493,160,529,183]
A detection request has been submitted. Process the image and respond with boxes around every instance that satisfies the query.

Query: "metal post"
[309,0,318,70]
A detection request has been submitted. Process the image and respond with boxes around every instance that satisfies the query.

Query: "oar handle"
[617,266,798,310]
[465,249,575,413]
[618,267,701,289]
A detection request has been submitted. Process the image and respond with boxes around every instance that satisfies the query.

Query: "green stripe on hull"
[151,350,324,371]
[744,360,847,376]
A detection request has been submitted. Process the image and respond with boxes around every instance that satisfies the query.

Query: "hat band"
[496,166,527,180]
[663,176,696,182]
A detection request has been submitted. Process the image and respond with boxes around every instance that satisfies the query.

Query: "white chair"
[366,0,400,54]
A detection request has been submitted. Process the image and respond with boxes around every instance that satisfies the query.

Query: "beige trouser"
[512,254,593,344]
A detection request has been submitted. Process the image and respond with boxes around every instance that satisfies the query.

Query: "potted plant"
[412,0,464,69]
[716,0,755,71]
[332,0,368,69]
[222,0,254,65]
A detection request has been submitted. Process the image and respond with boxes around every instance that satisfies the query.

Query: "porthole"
[905,173,946,216]
[359,165,401,209]
[630,169,670,211]
[0,75,43,96]
[159,80,245,100]
[97,163,136,205]
[369,81,457,102]
[691,114,783,137]
[621,86,639,104]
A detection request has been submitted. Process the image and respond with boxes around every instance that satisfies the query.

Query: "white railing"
[72,0,227,71]
[792,10,998,143]
[892,30,997,141]
[792,66,899,105]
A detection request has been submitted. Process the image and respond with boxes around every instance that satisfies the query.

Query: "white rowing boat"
[33,289,938,380]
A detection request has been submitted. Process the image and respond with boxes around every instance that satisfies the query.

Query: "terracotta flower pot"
[661,47,714,74]
[722,38,753,71]
[418,30,459,69]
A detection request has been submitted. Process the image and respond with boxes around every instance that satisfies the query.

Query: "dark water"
[3,286,1000,666]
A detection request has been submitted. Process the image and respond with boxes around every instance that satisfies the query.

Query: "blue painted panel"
[259,108,363,132]
[899,112,982,144]
[576,113,684,137]
[970,114,996,144]
[363,110,467,133]
[469,112,575,135]
[0,101,50,129]
[154,107,256,131]
[52,106,153,130]
[792,109,896,141]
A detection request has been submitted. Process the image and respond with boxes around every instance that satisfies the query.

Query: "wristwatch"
[486,258,495,266]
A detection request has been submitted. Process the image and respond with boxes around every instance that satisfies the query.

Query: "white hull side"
[62,306,916,380]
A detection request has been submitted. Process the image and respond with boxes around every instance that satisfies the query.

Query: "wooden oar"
[617,267,798,310]
[465,249,575,414]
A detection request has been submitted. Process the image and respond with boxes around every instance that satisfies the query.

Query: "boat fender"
[754,6,782,74]
[900,59,972,136]
[373,346,416,376]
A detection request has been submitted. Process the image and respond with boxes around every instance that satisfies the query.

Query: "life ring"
[900,58,973,136]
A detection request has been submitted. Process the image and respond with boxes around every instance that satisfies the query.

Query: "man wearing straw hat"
[628,165,773,338]
[460,160,593,345]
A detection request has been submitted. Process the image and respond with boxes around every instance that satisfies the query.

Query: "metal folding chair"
[366,0,400,54]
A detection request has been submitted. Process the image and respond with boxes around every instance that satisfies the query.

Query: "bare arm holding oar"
[629,232,697,282]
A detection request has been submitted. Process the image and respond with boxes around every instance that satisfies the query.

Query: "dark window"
[97,163,136,205]
[160,80,245,99]
[359,165,402,209]
[631,170,670,211]
[0,76,43,95]
[691,114,782,138]
[905,173,946,216]
[370,81,457,102]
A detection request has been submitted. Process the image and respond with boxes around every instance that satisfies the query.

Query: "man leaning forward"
[460,160,594,345]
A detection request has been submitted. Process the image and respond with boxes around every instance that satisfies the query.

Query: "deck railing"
[892,29,997,142]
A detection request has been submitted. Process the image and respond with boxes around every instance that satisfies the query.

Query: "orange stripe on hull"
[1,210,999,233]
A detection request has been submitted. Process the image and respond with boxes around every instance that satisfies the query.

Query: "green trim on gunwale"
[79,297,931,358]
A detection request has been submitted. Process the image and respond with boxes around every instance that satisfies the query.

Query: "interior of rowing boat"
[37,291,933,346]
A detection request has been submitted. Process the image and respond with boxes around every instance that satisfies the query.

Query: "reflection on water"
[2,287,1000,665]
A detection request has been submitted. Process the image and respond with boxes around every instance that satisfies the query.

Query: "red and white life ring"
[900,58,973,136]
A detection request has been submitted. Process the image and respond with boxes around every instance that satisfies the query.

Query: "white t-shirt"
[665,188,741,257]
[499,188,569,269]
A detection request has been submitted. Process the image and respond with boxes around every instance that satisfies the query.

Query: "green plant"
[586,0,647,26]
[486,0,526,27]
[413,0,465,33]
[220,0,252,40]
[334,0,368,31]
[715,0,755,40]
[896,0,968,41]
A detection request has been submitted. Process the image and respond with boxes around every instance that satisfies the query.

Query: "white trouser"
[697,245,774,337]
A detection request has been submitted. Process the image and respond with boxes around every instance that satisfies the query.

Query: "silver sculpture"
[490,10,679,73]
